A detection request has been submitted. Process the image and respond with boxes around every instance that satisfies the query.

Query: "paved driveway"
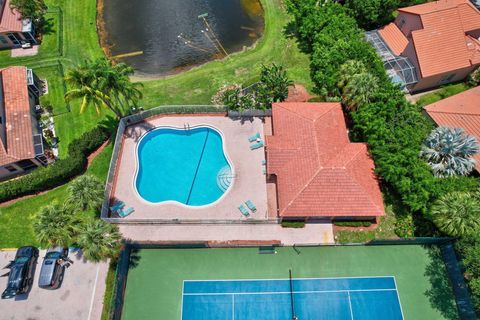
[0,249,108,320]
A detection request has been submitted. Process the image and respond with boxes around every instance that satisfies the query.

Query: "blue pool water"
[135,126,232,205]
[182,277,404,320]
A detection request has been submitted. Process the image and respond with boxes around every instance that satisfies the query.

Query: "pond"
[100,0,264,76]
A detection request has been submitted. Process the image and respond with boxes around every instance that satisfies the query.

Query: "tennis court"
[182,277,403,320]
[120,246,460,320]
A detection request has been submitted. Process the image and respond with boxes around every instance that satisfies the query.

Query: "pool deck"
[112,115,269,221]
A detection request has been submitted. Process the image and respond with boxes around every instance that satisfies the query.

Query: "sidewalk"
[119,223,334,245]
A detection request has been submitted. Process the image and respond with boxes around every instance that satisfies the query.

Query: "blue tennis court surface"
[182,276,403,320]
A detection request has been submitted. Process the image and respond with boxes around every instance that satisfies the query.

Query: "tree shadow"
[39,17,56,36]
[424,246,460,320]
[128,248,141,270]
[282,21,311,54]
[99,115,120,136]
[124,120,156,142]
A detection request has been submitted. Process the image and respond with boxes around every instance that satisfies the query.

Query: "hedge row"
[0,126,109,203]
[333,221,373,227]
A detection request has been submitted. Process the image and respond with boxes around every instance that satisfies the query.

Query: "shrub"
[420,127,479,178]
[0,126,108,203]
[66,174,105,211]
[281,221,305,228]
[33,202,79,247]
[430,192,480,237]
[456,234,480,313]
[333,221,373,227]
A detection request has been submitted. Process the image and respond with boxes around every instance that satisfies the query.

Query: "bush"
[456,235,480,313]
[281,221,305,228]
[0,126,108,202]
[333,221,372,227]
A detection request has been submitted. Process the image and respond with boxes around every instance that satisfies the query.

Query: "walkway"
[119,223,334,245]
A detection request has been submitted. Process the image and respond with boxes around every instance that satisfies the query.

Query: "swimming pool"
[135,126,233,206]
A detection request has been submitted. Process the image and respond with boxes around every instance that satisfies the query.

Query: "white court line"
[87,264,100,320]
[232,295,235,320]
[347,291,354,320]
[180,281,185,320]
[183,275,396,283]
[392,277,405,320]
[183,288,398,296]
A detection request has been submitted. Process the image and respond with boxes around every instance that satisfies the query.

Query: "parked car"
[1,246,39,299]
[38,247,69,289]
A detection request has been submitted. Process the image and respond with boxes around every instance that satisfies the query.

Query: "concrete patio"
[119,223,334,245]
[112,115,269,221]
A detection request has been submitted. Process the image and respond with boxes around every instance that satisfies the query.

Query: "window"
[439,73,456,85]
[399,18,406,28]
[16,159,37,171]
[0,35,7,45]
[4,165,17,172]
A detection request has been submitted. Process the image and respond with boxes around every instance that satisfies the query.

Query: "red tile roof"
[381,0,480,78]
[0,66,35,167]
[0,0,23,33]
[424,86,480,171]
[378,23,408,55]
[266,102,385,218]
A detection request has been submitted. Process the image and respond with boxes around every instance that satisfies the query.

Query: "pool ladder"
[184,122,191,133]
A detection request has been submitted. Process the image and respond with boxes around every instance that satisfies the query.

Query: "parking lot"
[0,249,109,320]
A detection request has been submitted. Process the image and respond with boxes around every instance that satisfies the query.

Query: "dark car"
[38,247,69,289]
[1,246,39,299]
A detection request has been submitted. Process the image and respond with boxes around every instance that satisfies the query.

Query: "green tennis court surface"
[121,245,459,320]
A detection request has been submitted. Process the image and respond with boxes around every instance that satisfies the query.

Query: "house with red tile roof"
[424,85,480,171]
[0,66,46,181]
[265,102,384,221]
[366,0,480,92]
[0,0,37,49]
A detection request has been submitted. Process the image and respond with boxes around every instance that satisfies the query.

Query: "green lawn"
[0,143,113,248]
[416,82,471,107]
[122,246,459,320]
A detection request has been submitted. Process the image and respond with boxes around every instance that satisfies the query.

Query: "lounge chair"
[110,201,125,213]
[238,204,250,217]
[118,207,134,218]
[248,132,261,142]
[245,200,257,212]
[250,140,264,150]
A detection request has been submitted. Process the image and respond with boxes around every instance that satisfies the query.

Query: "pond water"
[100,0,264,76]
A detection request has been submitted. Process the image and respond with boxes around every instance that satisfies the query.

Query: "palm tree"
[342,72,378,111]
[65,59,143,119]
[258,63,293,104]
[33,203,78,247]
[65,62,122,118]
[430,192,480,237]
[337,60,367,89]
[76,220,122,262]
[420,127,479,177]
[66,175,105,212]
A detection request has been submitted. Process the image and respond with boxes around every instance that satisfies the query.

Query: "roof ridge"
[340,153,384,215]
[425,109,480,116]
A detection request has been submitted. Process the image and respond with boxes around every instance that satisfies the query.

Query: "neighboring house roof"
[380,0,480,78]
[0,66,35,167]
[0,0,23,33]
[378,23,408,56]
[266,102,385,218]
[424,86,480,171]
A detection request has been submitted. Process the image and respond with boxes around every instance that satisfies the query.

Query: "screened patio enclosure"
[365,31,418,90]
